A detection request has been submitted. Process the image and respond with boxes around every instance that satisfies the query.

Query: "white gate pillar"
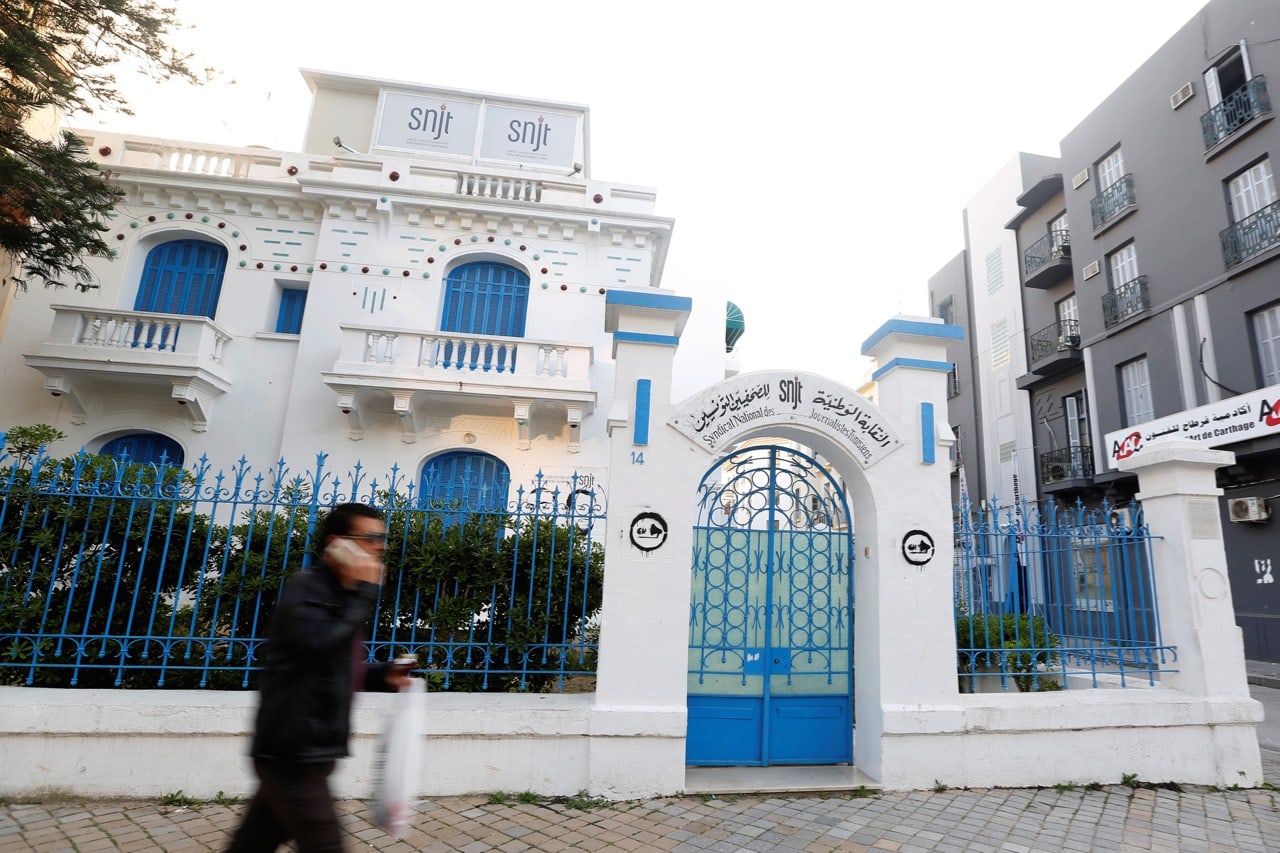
[588,289,699,798]
[1117,442,1254,699]
[855,317,966,785]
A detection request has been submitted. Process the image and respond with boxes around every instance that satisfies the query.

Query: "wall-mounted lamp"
[333,136,361,154]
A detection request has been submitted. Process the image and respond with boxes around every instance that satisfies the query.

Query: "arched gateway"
[671,371,903,767]
[594,297,964,795]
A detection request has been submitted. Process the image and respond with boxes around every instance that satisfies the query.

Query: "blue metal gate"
[687,445,854,766]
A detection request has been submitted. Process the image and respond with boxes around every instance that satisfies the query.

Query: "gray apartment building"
[936,0,1280,662]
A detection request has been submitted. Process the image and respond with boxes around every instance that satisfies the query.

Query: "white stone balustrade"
[456,172,543,202]
[41,305,232,369]
[79,130,660,212]
[327,324,594,416]
[342,325,587,381]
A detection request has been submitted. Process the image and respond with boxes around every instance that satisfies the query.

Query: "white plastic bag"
[371,678,425,837]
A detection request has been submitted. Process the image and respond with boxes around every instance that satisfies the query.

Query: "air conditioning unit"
[1057,334,1081,350]
[1071,169,1090,189]
[1045,462,1069,482]
[1083,260,1101,279]
[1229,496,1272,523]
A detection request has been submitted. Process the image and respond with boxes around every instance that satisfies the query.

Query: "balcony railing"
[35,306,232,367]
[947,368,960,399]
[355,330,584,378]
[1102,276,1149,328]
[326,325,594,404]
[456,172,543,202]
[24,306,234,429]
[1028,319,1081,364]
[1201,76,1272,150]
[1022,229,1071,276]
[1220,198,1280,268]
[1090,174,1136,230]
[1040,446,1093,484]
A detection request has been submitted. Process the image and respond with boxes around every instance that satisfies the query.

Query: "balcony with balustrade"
[1090,175,1137,232]
[1026,319,1082,377]
[1022,229,1072,289]
[79,129,656,216]
[322,325,596,445]
[1039,446,1094,494]
[1102,276,1150,328]
[1220,198,1280,268]
[1202,76,1272,155]
[23,306,233,430]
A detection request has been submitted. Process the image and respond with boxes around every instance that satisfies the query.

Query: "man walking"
[226,502,411,852]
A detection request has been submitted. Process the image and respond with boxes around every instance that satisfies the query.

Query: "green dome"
[725,301,745,353]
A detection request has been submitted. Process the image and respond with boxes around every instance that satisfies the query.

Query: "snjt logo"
[508,115,551,153]
[407,103,455,141]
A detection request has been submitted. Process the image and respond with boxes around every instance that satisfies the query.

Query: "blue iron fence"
[954,497,1175,691]
[0,439,605,691]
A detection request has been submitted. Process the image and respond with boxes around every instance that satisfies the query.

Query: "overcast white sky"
[87,0,1209,386]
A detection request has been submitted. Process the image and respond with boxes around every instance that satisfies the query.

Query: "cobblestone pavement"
[4,783,1280,852]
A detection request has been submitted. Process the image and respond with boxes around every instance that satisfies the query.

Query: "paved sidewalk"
[4,784,1280,852]
[3,676,1278,851]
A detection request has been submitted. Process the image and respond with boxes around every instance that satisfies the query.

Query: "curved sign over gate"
[669,370,902,468]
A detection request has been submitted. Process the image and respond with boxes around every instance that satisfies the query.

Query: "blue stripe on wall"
[871,357,953,382]
[633,379,652,445]
[604,290,693,312]
[860,318,965,354]
[921,402,935,465]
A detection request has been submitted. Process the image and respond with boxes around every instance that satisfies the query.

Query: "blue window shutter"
[420,451,510,512]
[441,262,529,337]
[99,433,185,467]
[135,240,228,318]
[275,288,307,334]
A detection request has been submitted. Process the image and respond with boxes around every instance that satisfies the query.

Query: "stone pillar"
[1117,442,1251,698]
[588,289,699,798]
[855,317,965,784]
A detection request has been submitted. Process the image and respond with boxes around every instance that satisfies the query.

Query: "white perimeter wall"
[0,688,686,800]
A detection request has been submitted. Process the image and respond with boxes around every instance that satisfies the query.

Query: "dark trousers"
[225,758,344,853]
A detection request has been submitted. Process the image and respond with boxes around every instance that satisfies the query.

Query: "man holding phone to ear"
[226,503,414,852]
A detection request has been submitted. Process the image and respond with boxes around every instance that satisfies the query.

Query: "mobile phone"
[324,537,361,565]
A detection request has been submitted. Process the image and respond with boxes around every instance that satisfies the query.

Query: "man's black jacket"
[250,560,392,762]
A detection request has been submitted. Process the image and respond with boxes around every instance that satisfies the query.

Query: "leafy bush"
[0,453,604,692]
[955,612,1060,692]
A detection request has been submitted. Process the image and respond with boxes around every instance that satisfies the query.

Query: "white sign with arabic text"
[669,371,902,468]
[1104,382,1280,467]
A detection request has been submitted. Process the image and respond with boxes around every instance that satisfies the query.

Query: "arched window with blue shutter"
[420,451,511,513]
[135,240,228,318]
[441,262,529,338]
[99,432,185,467]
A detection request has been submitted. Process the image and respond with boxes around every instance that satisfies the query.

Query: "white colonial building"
[0,67,1265,802]
[0,69,728,497]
